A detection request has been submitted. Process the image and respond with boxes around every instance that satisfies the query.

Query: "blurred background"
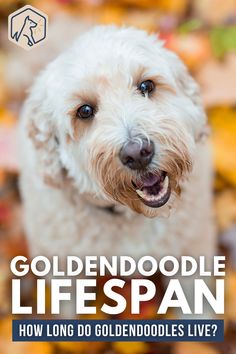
[0,0,236,353]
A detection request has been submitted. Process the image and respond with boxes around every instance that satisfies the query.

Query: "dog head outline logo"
[8,5,48,50]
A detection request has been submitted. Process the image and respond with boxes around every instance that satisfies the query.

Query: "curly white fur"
[19,25,215,270]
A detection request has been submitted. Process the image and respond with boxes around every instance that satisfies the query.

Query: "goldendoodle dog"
[19,25,215,278]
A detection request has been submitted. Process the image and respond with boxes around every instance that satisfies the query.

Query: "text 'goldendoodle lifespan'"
[11,255,225,316]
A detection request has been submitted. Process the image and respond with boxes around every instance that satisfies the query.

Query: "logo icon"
[8,5,48,50]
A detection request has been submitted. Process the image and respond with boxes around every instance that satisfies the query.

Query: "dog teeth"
[136,189,148,199]
[162,174,169,192]
[136,175,169,202]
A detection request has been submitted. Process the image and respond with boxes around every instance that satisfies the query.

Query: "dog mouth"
[132,171,171,208]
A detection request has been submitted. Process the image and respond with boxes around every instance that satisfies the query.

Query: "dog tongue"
[138,173,162,188]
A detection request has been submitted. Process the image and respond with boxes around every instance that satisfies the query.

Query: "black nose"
[119,139,154,170]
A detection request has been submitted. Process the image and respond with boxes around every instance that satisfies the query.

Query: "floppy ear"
[25,96,65,188]
[166,50,209,142]
[163,48,209,142]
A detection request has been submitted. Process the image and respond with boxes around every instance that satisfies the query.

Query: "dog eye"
[138,80,155,96]
[76,105,94,120]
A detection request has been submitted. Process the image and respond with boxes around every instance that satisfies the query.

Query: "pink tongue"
[139,173,161,188]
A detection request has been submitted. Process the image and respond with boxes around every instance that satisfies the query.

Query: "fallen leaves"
[165,32,212,70]
[0,317,52,354]
[193,0,236,26]
[175,342,219,354]
[112,341,149,354]
[209,107,236,187]
[55,341,104,353]
[0,1,236,354]
[210,26,236,58]
[225,271,236,320]
[0,261,10,315]
[215,190,236,231]
[197,54,236,106]
[0,109,18,171]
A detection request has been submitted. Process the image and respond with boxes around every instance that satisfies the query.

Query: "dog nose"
[119,139,154,170]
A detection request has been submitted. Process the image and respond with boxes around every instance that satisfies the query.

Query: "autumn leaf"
[165,33,212,70]
[215,190,236,231]
[0,109,18,171]
[210,26,236,58]
[225,271,236,320]
[175,342,219,354]
[0,317,52,354]
[197,54,236,107]
[209,107,236,187]
[113,341,149,354]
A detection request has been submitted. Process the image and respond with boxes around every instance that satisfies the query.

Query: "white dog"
[19,26,215,295]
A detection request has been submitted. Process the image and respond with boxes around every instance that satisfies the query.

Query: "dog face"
[25,16,37,28]
[26,26,207,217]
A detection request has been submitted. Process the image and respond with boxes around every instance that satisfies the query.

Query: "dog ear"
[25,96,65,188]
[156,43,209,143]
[173,57,209,142]
[176,67,201,107]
